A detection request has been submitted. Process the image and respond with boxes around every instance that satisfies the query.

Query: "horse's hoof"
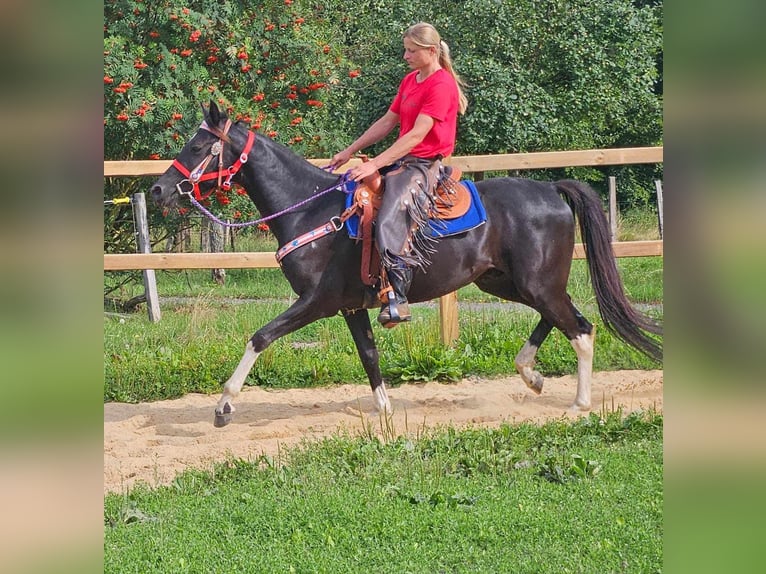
[214,402,234,427]
[214,411,233,427]
[524,372,544,395]
[568,402,591,413]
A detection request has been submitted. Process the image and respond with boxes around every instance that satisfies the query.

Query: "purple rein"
[186,168,357,229]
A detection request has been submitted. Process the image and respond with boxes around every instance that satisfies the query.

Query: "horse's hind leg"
[535,296,596,411]
[569,324,595,411]
[342,309,391,413]
[515,318,553,395]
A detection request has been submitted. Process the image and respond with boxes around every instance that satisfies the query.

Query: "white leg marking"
[373,384,392,414]
[570,330,595,411]
[216,341,259,414]
[515,341,543,393]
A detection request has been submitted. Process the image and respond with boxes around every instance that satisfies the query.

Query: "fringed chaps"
[375,157,445,272]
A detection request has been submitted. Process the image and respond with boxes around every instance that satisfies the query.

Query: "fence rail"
[103,240,662,271]
[104,146,662,177]
[105,146,663,342]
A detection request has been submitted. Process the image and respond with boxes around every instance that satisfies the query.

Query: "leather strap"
[172,121,256,201]
[360,198,378,286]
[275,217,342,263]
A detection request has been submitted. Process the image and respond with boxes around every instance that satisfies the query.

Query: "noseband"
[171,119,256,201]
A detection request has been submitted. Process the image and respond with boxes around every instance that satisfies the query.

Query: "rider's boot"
[377,266,412,327]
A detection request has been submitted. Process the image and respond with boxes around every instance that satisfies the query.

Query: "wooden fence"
[105,146,661,177]
[104,146,663,342]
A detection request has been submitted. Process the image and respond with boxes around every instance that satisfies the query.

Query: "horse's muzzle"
[149,183,177,209]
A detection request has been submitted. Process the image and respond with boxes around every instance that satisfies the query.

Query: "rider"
[330,22,468,327]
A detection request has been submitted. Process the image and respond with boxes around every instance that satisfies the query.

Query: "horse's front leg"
[341,309,391,413]
[214,298,326,427]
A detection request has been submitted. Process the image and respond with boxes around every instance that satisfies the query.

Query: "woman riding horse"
[330,22,468,327]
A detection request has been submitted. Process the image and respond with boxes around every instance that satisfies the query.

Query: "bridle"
[168,117,360,260]
[171,119,256,201]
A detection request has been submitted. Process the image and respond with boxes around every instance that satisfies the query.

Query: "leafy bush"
[104,0,360,160]
[319,0,663,196]
[104,0,662,186]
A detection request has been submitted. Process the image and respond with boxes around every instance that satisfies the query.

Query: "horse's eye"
[191,144,204,153]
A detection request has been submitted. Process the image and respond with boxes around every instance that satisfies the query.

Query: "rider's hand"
[349,159,379,182]
[330,149,353,170]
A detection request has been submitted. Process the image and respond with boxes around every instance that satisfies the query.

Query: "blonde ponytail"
[437,40,468,115]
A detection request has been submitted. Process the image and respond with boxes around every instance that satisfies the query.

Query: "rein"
[185,178,355,230]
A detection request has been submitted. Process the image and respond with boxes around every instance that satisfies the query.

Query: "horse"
[150,101,662,427]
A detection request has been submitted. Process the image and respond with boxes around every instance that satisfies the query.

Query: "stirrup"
[377,291,411,328]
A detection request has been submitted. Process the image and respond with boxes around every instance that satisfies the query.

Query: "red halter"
[172,119,256,200]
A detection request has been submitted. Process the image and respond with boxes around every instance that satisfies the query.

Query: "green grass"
[104,291,661,403]
[104,409,662,573]
[617,208,661,241]
[105,212,662,403]
[104,296,660,403]
[120,257,661,304]
[457,257,662,305]
[104,254,662,403]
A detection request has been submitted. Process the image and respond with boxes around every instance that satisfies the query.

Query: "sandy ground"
[104,369,662,494]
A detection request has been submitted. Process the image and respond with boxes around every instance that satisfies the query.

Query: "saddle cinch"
[340,161,484,291]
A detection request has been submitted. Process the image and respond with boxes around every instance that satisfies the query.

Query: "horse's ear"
[207,99,227,127]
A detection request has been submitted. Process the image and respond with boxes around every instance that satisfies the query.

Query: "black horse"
[151,102,661,426]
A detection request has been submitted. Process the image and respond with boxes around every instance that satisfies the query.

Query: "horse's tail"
[555,179,663,362]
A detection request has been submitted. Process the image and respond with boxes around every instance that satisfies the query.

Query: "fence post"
[654,180,664,239]
[133,192,161,322]
[439,292,459,345]
[608,176,618,241]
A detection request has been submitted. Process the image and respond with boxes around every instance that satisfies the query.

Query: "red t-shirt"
[389,69,459,158]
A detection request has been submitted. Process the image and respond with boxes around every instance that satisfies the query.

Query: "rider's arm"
[369,113,435,169]
[332,111,399,167]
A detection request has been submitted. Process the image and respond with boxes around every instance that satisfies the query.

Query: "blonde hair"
[404,22,468,115]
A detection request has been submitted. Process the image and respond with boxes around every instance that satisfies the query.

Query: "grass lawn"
[104,409,662,573]
[104,214,663,572]
[104,254,662,404]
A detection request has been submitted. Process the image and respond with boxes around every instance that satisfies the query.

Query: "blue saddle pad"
[345,179,486,239]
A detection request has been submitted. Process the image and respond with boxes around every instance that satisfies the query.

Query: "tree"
[104,0,366,279]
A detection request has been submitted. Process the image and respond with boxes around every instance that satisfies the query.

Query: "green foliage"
[104,0,355,159]
[103,0,663,203]
[537,452,602,484]
[317,0,663,201]
[105,410,663,572]
[104,0,366,238]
